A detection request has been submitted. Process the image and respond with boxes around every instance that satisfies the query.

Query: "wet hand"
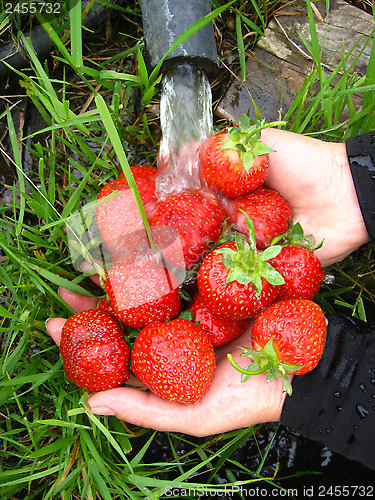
[261,128,369,266]
[46,288,287,437]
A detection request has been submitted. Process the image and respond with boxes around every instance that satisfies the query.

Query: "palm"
[261,128,368,266]
[88,328,286,436]
[47,290,286,436]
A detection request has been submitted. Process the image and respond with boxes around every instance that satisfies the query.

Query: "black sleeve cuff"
[346,132,375,242]
[280,314,375,470]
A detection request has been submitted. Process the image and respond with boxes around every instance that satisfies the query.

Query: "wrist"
[316,141,370,265]
[333,142,369,247]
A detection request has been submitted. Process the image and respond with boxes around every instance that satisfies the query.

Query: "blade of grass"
[236,12,246,81]
[70,0,83,68]
[362,34,375,130]
[239,11,264,38]
[84,411,133,468]
[94,94,156,252]
[6,108,25,236]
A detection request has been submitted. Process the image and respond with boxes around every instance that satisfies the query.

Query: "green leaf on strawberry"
[271,221,323,251]
[214,212,285,295]
[220,116,278,174]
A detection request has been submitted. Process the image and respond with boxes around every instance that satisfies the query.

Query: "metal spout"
[140,0,219,78]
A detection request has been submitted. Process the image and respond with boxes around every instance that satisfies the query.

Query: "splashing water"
[156,62,213,197]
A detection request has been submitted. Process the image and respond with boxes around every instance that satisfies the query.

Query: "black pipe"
[140,0,219,78]
[0,1,112,78]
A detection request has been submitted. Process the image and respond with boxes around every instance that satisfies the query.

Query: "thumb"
[88,387,203,435]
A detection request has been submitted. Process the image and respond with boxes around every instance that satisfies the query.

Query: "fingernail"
[80,261,94,273]
[45,318,51,330]
[90,406,116,416]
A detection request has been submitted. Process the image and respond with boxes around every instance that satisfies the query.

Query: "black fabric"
[346,131,375,242]
[281,314,375,470]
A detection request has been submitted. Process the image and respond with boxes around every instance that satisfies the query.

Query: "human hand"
[261,128,369,267]
[46,288,287,437]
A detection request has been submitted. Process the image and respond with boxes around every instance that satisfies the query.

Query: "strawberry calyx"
[227,339,300,395]
[214,211,285,295]
[271,221,323,251]
[220,115,285,173]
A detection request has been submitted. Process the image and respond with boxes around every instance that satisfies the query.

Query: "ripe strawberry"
[271,245,324,300]
[227,299,327,394]
[149,189,226,270]
[60,309,130,392]
[269,222,324,301]
[197,214,285,321]
[118,165,158,209]
[106,256,181,328]
[131,318,216,404]
[199,116,275,199]
[96,165,158,261]
[223,187,292,249]
[97,296,118,320]
[188,293,248,348]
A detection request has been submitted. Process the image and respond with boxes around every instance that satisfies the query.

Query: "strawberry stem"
[227,339,301,396]
[227,353,271,376]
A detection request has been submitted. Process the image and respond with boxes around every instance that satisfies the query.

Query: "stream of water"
[156,62,213,197]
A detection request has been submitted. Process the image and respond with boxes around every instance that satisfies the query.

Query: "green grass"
[1,0,375,497]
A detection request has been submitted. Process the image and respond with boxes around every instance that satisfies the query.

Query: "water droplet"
[359,383,367,393]
[336,405,342,412]
[323,273,335,285]
[347,434,356,445]
[370,378,375,385]
[334,391,341,398]
[356,404,368,420]
[318,408,325,417]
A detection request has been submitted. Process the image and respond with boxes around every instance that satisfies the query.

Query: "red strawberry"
[271,245,324,301]
[96,165,158,261]
[199,116,275,199]
[197,215,285,321]
[149,189,226,270]
[131,318,216,404]
[228,299,326,394]
[118,165,158,209]
[223,187,292,249]
[188,293,248,348]
[97,296,118,320]
[106,256,181,328]
[60,309,130,392]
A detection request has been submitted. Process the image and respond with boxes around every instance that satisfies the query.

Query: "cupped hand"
[261,128,369,267]
[46,288,287,437]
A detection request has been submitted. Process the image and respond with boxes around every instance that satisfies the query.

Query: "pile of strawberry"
[61,116,327,404]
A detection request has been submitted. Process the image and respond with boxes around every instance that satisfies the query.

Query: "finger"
[126,375,147,388]
[45,317,67,346]
[58,287,100,312]
[88,387,201,434]
[81,261,102,287]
